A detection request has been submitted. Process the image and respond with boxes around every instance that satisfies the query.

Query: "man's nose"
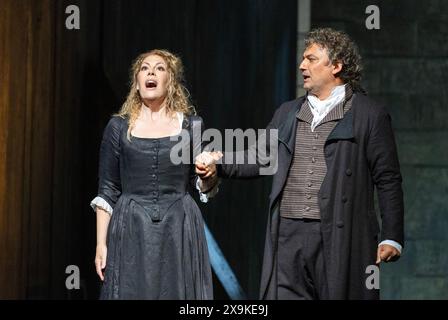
[299,60,306,71]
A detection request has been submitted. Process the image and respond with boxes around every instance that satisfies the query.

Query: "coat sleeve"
[96,116,123,210]
[218,103,284,179]
[366,109,404,247]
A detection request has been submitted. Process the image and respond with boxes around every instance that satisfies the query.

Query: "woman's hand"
[195,151,223,179]
[95,244,107,281]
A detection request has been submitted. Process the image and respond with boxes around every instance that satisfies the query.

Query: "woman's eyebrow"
[141,62,166,67]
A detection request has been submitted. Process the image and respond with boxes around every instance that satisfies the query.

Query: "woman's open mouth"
[145,79,157,89]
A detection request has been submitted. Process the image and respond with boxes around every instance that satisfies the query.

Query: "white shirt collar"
[306,84,346,132]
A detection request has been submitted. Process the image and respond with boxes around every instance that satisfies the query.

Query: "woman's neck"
[140,102,173,122]
[144,102,164,112]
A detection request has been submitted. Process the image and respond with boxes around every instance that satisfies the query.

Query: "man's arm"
[366,108,404,262]
[217,103,288,179]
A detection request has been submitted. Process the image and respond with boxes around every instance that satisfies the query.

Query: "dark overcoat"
[220,92,404,299]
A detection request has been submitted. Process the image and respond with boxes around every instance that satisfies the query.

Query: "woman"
[90,49,219,299]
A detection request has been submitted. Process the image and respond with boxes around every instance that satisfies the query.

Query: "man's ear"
[332,61,343,75]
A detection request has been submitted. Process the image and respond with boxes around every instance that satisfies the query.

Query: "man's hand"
[195,151,223,180]
[376,244,400,264]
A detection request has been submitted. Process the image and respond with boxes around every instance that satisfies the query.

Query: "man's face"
[299,43,341,99]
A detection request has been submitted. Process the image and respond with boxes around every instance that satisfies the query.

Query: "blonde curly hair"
[116,49,196,139]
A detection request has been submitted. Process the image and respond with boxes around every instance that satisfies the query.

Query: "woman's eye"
[141,66,147,71]
[157,66,165,71]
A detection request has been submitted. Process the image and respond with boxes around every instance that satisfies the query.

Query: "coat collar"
[277,87,356,152]
[297,99,345,125]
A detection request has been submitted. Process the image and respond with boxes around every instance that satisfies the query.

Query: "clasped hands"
[195,151,223,192]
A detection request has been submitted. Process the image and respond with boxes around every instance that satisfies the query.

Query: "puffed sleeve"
[90,116,123,214]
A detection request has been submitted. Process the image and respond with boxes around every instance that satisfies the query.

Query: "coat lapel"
[277,100,302,153]
[326,108,354,142]
[326,90,356,143]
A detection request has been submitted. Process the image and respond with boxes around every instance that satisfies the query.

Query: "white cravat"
[307,84,346,132]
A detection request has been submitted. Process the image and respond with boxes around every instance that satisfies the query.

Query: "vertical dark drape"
[0,0,296,299]
[0,0,56,299]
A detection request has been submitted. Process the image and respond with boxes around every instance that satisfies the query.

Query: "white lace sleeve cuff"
[196,178,220,203]
[90,196,113,215]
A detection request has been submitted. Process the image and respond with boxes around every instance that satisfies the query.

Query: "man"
[197,28,404,300]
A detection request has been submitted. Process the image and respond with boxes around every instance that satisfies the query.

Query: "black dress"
[95,115,213,299]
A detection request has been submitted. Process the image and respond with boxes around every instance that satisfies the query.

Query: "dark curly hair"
[305,28,365,93]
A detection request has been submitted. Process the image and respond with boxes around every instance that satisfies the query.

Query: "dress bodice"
[120,133,192,222]
[121,135,190,198]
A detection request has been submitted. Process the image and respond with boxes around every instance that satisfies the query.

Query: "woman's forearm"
[96,208,111,246]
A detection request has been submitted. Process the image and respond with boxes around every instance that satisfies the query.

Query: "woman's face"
[136,54,169,105]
